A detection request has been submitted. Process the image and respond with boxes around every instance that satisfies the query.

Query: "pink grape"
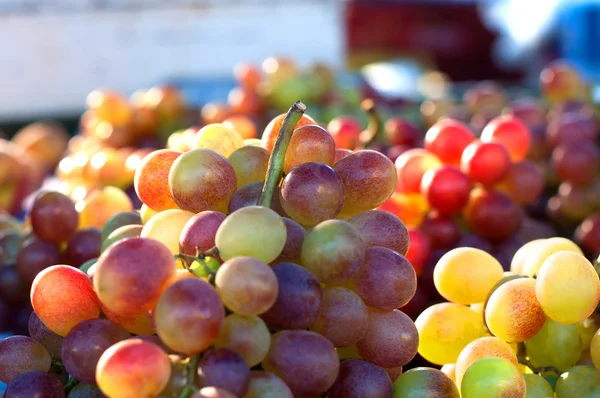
[347,210,409,255]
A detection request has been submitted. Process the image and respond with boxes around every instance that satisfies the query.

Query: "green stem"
[258,101,307,208]
[51,359,65,373]
[358,98,383,149]
[178,355,201,398]
[64,377,79,395]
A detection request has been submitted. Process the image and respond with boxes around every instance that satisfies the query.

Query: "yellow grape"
[440,363,457,383]
[578,318,598,351]
[470,303,484,318]
[140,209,194,255]
[591,329,600,371]
[192,123,244,158]
[77,186,133,229]
[485,278,546,343]
[214,313,271,367]
[244,138,263,147]
[140,204,157,225]
[525,319,582,372]
[521,237,583,277]
[536,251,600,325]
[510,239,545,274]
[434,248,504,305]
[415,303,487,365]
[454,336,518,388]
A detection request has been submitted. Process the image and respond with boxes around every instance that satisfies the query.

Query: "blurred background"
[0,0,596,133]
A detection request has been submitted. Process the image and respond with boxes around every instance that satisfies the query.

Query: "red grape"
[405,228,431,277]
[16,237,61,283]
[503,98,546,128]
[460,141,511,187]
[179,211,226,258]
[31,265,100,336]
[575,213,600,255]
[352,247,416,310]
[227,145,269,189]
[0,336,51,383]
[94,237,176,316]
[552,141,600,186]
[333,150,397,218]
[419,211,462,249]
[540,60,586,103]
[262,330,339,396]
[463,188,523,242]
[546,113,597,148]
[420,165,472,215]
[133,149,182,212]
[154,278,224,355]
[384,117,420,147]
[327,116,362,150]
[284,124,335,173]
[4,371,64,398]
[196,348,250,397]
[395,148,442,193]
[273,217,306,263]
[347,210,410,255]
[262,113,316,152]
[424,119,475,165]
[480,115,531,162]
[260,262,322,330]
[28,311,63,360]
[228,87,263,116]
[334,148,353,163]
[328,359,393,398]
[234,63,261,90]
[30,191,78,245]
[279,162,345,226]
[497,160,544,205]
[62,319,131,384]
[65,228,101,268]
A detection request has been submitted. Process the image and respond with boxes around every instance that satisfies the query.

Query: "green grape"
[393,367,459,398]
[523,374,554,398]
[525,319,582,372]
[555,366,600,398]
[190,257,220,278]
[460,357,526,398]
[215,206,286,263]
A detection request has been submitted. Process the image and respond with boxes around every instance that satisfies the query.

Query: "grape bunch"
[0,102,421,398]
[409,237,600,397]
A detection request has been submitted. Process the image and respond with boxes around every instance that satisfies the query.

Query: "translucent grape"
[347,210,410,255]
[101,211,142,242]
[521,237,583,277]
[460,141,511,187]
[214,314,271,367]
[77,186,133,230]
[0,336,51,383]
[578,318,598,351]
[227,146,269,188]
[424,119,475,165]
[30,191,78,245]
[523,374,554,398]
[393,367,459,398]
[140,209,195,255]
[192,123,244,158]
[555,366,600,398]
[283,124,335,173]
[510,239,545,275]
[133,149,182,212]
[328,359,393,398]
[480,115,531,162]
[196,348,250,397]
[395,148,443,193]
[244,371,293,398]
[101,224,143,252]
[460,357,525,398]
[525,319,582,372]
[420,166,472,215]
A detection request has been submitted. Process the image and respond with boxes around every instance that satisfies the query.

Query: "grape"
[356,309,419,368]
[384,117,419,147]
[179,211,226,259]
[30,191,78,245]
[196,348,250,397]
[101,225,143,252]
[28,311,63,360]
[100,303,154,335]
[0,265,28,304]
[300,219,365,283]
[419,211,462,249]
[460,357,525,398]
[215,256,278,316]
[352,247,416,310]
[244,371,293,398]
[228,182,285,215]
[415,303,487,365]
[521,237,583,277]
[395,148,443,193]
[497,160,544,205]
[227,146,269,188]
[4,371,64,398]
[578,318,598,351]
[260,262,321,329]
[262,330,339,397]
[192,124,244,158]
[592,329,600,370]
[536,251,600,324]
[31,265,100,336]
[16,237,61,284]
[67,383,105,397]
[454,337,518,388]
[223,115,257,140]
[440,364,456,383]
[140,204,158,224]
[191,387,237,398]
[168,148,237,214]
[100,211,142,242]
[159,357,188,397]
[96,339,171,398]
[492,236,524,272]
[333,150,397,218]
[525,319,582,373]
[140,209,195,256]
[214,314,270,367]
[188,258,220,280]
[233,63,260,90]
[555,365,600,398]
[486,277,546,343]
[460,141,511,187]
[273,217,305,263]
[405,228,431,277]
[216,206,286,264]
[328,359,393,398]
[201,102,229,125]
[434,248,504,305]
[480,115,531,162]
[552,141,600,186]
[262,113,316,152]
[77,186,134,230]
[64,228,101,268]
[547,112,597,147]
[456,234,493,252]
[327,116,362,150]
[347,210,409,255]
[61,319,130,384]
[154,278,224,355]
[309,287,368,347]
[334,148,353,163]
[420,166,472,215]
[463,188,522,242]
[424,119,475,165]
[575,214,600,255]
[541,60,587,103]
[228,87,262,116]
[279,162,344,226]
[0,231,21,263]
[523,374,554,398]
[0,336,51,383]
[283,124,335,173]
[393,367,459,398]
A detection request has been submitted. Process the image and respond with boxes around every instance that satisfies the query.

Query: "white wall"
[0,0,344,120]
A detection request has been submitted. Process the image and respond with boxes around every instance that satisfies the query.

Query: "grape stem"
[178,354,201,398]
[174,246,220,277]
[258,101,307,208]
[51,359,65,373]
[516,343,561,377]
[357,98,383,149]
[64,377,79,395]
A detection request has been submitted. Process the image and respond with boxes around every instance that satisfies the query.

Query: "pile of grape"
[413,239,600,397]
[0,102,423,397]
